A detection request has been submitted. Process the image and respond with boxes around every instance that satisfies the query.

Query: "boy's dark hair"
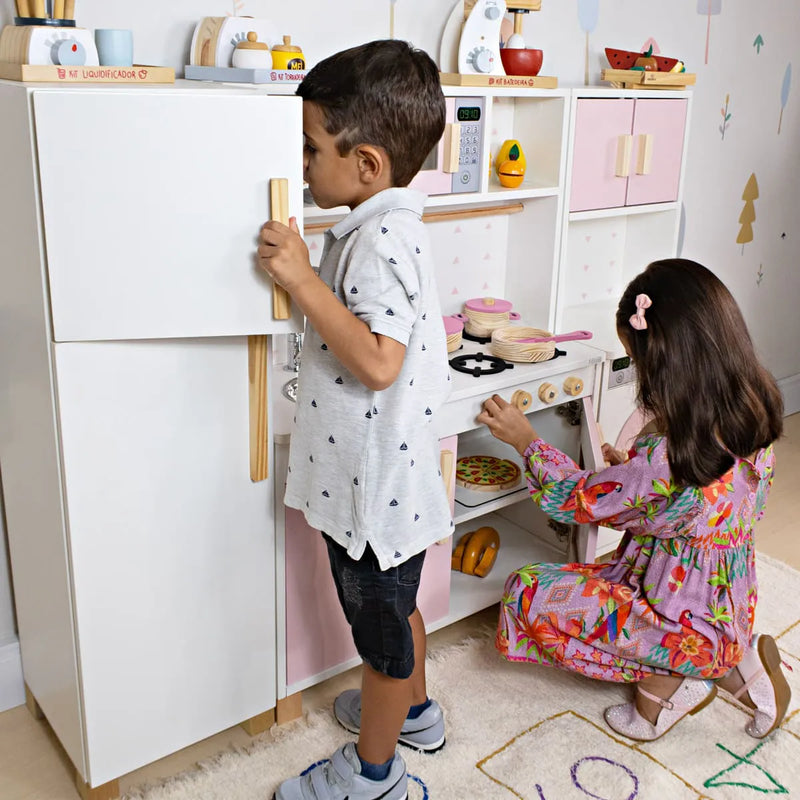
[297,40,446,187]
[617,258,783,487]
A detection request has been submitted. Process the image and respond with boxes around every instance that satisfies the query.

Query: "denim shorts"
[323,534,426,680]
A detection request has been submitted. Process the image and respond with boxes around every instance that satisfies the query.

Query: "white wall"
[0,0,798,704]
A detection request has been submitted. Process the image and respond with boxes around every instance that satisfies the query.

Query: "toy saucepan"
[460,297,521,340]
[490,326,593,363]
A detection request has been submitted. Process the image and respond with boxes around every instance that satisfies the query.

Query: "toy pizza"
[456,455,521,492]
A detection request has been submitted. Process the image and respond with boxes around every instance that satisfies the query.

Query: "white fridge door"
[53,339,276,785]
[34,89,303,342]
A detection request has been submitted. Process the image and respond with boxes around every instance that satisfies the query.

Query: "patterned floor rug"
[125,552,800,799]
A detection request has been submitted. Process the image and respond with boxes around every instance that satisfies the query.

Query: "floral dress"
[497,433,775,683]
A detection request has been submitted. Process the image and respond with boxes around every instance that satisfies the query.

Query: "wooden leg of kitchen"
[24,683,44,720]
[74,769,120,800]
[240,707,276,736]
[276,692,303,724]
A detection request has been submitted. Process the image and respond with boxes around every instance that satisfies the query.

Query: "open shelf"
[430,510,566,632]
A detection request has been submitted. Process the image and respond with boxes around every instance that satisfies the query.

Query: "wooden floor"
[2,413,798,800]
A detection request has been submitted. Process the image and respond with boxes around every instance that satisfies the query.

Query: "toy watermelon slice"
[605,47,680,72]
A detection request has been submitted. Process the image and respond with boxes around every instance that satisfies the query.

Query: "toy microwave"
[410,96,485,195]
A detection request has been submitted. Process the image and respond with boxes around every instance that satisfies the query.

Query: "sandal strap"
[732,666,766,701]
[637,685,678,711]
[637,683,699,713]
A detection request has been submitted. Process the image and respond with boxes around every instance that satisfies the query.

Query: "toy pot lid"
[464,296,514,314]
[443,315,465,335]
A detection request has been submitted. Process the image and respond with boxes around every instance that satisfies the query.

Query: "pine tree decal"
[736,173,759,254]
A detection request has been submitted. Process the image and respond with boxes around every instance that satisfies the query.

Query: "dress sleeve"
[522,434,702,538]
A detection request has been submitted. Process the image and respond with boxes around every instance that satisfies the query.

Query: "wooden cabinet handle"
[270,178,292,320]
[248,334,269,482]
[615,134,633,178]
[636,133,654,175]
[442,123,461,174]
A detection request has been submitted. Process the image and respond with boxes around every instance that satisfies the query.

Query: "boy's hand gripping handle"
[270,178,292,320]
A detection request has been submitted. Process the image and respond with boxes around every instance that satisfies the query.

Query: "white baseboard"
[0,638,25,712]
[779,373,800,417]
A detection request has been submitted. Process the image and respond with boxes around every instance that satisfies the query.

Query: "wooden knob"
[563,376,584,396]
[511,390,533,410]
[538,383,557,404]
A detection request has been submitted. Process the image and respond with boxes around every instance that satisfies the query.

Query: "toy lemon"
[495,138,527,177]
[271,35,305,70]
[497,159,525,188]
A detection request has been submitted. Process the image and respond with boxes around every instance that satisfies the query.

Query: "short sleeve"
[341,216,422,345]
[523,434,702,538]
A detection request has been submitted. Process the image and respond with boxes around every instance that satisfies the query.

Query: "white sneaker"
[273,741,407,800]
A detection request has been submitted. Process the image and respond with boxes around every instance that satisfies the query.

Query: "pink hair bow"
[629,294,652,331]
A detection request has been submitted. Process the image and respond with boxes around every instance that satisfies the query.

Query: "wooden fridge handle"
[270,178,292,320]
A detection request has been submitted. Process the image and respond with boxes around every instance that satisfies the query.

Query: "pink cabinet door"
[284,436,456,688]
[570,99,635,212]
[626,99,688,206]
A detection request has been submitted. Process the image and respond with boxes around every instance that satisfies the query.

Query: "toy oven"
[410,96,485,195]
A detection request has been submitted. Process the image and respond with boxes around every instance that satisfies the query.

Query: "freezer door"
[34,89,303,341]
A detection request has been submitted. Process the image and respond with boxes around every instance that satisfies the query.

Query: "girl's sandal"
[728,634,792,738]
[604,678,717,742]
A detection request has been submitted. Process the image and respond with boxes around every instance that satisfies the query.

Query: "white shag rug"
[125,553,800,799]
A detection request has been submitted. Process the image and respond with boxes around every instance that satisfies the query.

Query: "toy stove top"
[447,338,603,405]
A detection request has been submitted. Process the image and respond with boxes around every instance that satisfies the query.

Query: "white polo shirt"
[283,188,454,570]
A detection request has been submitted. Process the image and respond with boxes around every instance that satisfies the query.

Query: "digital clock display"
[457,107,481,122]
[611,355,631,372]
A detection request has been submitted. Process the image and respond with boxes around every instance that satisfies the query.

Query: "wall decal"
[720,93,732,139]
[697,0,722,65]
[779,63,792,134]
[227,0,245,15]
[577,0,600,86]
[736,173,759,253]
[757,264,764,286]
[753,34,764,54]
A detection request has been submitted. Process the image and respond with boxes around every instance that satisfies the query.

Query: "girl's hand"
[477,394,537,456]
[601,443,627,466]
[258,217,314,294]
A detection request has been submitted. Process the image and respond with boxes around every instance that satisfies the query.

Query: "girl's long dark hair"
[617,259,783,487]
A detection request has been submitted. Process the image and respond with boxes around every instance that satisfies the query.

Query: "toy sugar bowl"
[271,35,305,70]
[461,297,520,340]
[232,31,271,69]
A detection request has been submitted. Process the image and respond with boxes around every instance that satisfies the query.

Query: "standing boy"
[258,40,453,800]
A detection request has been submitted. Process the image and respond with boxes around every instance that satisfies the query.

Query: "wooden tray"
[0,62,175,83]
[601,69,696,90]
[440,71,558,89]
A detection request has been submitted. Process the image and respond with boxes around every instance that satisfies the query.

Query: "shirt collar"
[329,188,426,240]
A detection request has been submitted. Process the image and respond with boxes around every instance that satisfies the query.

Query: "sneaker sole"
[755,634,792,737]
[335,716,446,753]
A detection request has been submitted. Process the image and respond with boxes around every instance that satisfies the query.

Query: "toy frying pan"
[490,326,593,363]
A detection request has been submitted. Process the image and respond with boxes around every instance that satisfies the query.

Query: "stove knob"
[563,376,584,396]
[538,383,558,404]
[511,390,532,411]
[467,46,495,74]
